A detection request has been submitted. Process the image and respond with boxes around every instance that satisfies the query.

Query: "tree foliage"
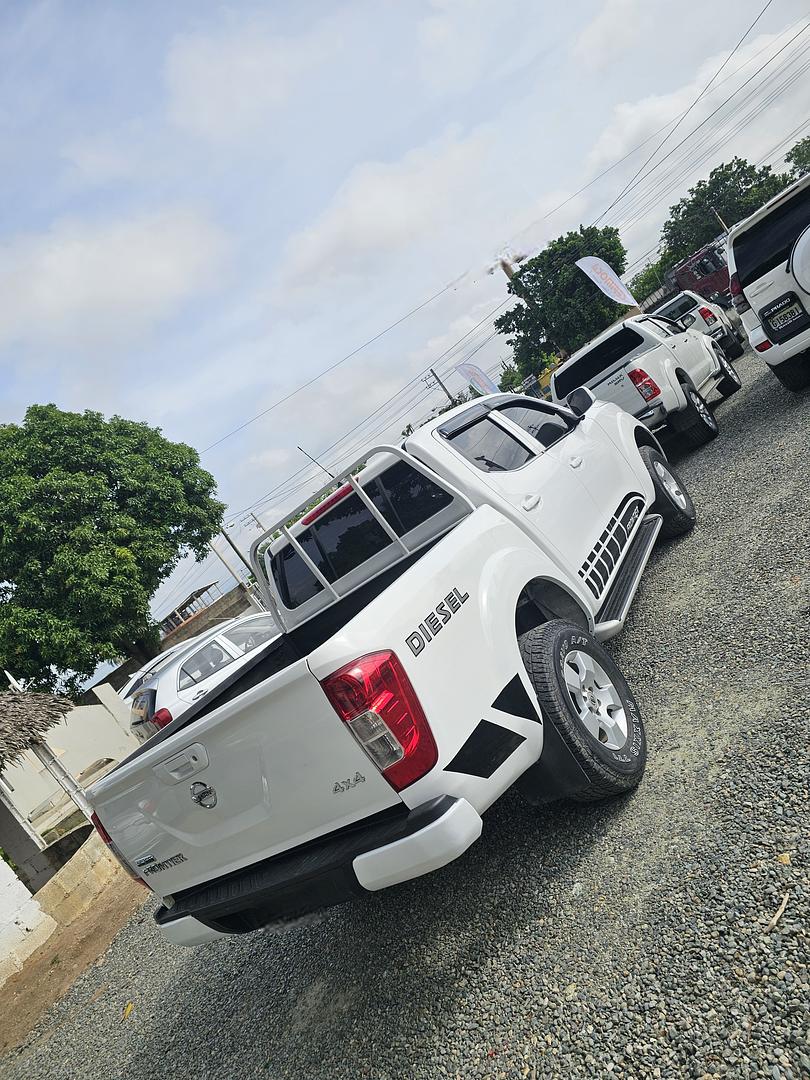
[628,255,671,304]
[495,226,629,357]
[0,405,224,695]
[498,349,558,393]
[785,135,810,180]
[661,158,788,262]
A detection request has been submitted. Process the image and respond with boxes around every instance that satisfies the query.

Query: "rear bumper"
[154,796,482,945]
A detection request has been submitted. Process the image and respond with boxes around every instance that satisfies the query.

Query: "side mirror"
[566,386,595,417]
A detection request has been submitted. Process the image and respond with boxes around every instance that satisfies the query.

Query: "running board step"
[595,514,662,627]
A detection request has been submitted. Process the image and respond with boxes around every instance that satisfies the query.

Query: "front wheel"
[668,379,719,450]
[518,621,646,802]
[638,445,696,539]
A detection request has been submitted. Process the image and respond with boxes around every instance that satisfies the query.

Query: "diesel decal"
[406,587,469,657]
[141,852,188,876]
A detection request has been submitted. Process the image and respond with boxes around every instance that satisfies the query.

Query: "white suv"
[550,314,741,450]
[727,173,810,390]
[653,290,744,358]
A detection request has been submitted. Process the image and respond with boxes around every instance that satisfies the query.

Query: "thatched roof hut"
[0,690,72,771]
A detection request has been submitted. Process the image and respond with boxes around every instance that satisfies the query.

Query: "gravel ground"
[2,351,808,1080]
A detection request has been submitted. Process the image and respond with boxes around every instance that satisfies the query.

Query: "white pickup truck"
[88,392,696,947]
[550,314,741,450]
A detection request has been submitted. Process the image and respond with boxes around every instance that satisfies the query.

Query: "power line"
[612,46,810,234]
[592,0,777,225]
[200,277,466,454]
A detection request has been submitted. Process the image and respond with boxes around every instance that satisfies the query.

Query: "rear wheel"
[669,379,719,450]
[638,445,696,539]
[715,349,742,398]
[720,332,744,360]
[771,353,810,391]
[518,621,646,802]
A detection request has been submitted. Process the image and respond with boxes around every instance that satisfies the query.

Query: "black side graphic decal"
[491,674,540,724]
[444,720,526,779]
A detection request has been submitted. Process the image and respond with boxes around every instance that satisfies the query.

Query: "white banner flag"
[575,257,637,307]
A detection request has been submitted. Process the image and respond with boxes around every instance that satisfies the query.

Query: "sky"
[1,0,809,619]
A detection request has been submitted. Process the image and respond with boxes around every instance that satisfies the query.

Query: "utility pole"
[207,540,243,582]
[710,205,730,232]
[217,528,253,575]
[297,445,334,479]
[424,367,455,405]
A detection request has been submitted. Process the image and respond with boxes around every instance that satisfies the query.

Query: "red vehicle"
[666,237,730,301]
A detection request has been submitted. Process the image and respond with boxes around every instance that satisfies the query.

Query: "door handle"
[521,494,542,511]
[569,456,583,469]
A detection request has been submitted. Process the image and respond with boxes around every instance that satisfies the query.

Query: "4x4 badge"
[333,772,366,794]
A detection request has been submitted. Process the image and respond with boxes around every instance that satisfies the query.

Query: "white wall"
[0,857,56,985]
[0,687,137,826]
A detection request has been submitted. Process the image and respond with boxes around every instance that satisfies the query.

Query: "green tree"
[0,405,224,695]
[661,158,788,261]
[628,254,670,303]
[498,350,558,393]
[785,135,810,180]
[495,225,629,356]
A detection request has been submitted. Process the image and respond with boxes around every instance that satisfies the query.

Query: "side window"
[178,643,234,690]
[497,403,572,449]
[222,617,278,655]
[448,417,534,472]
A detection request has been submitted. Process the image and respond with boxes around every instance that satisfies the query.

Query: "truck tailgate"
[590,366,646,414]
[88,657,402,896]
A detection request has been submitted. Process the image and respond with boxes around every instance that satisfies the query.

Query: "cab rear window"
[553,327,646,398]
[270,462,453,609]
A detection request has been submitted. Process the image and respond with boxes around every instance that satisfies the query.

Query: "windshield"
[553,327,646,398]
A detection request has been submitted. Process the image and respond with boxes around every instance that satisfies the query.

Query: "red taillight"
[698,306,717,325]
[300,483,353,526]
[628,368,661,402]
[729,273,750,312]
[321,651,437,791]
[755,340,773,352]
[152,708,173,729]
[91,810,112,845]
[91,812,150,888]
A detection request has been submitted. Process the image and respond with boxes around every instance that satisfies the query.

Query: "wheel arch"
[514,576,593,639]
[631,424,666,457]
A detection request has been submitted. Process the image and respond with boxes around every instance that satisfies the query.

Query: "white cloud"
[0,208,228,350]
[417,0,540,94]
[166,20,339,142]
[278,127,494,296]
[573,0,656,68]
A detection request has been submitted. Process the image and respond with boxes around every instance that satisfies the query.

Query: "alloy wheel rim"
[562,650,628,751]
[721,357,741,385]
[690,389,717,429]
[653,461,688,510]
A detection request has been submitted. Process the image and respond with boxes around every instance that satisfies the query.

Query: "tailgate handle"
[153,743,209,786]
